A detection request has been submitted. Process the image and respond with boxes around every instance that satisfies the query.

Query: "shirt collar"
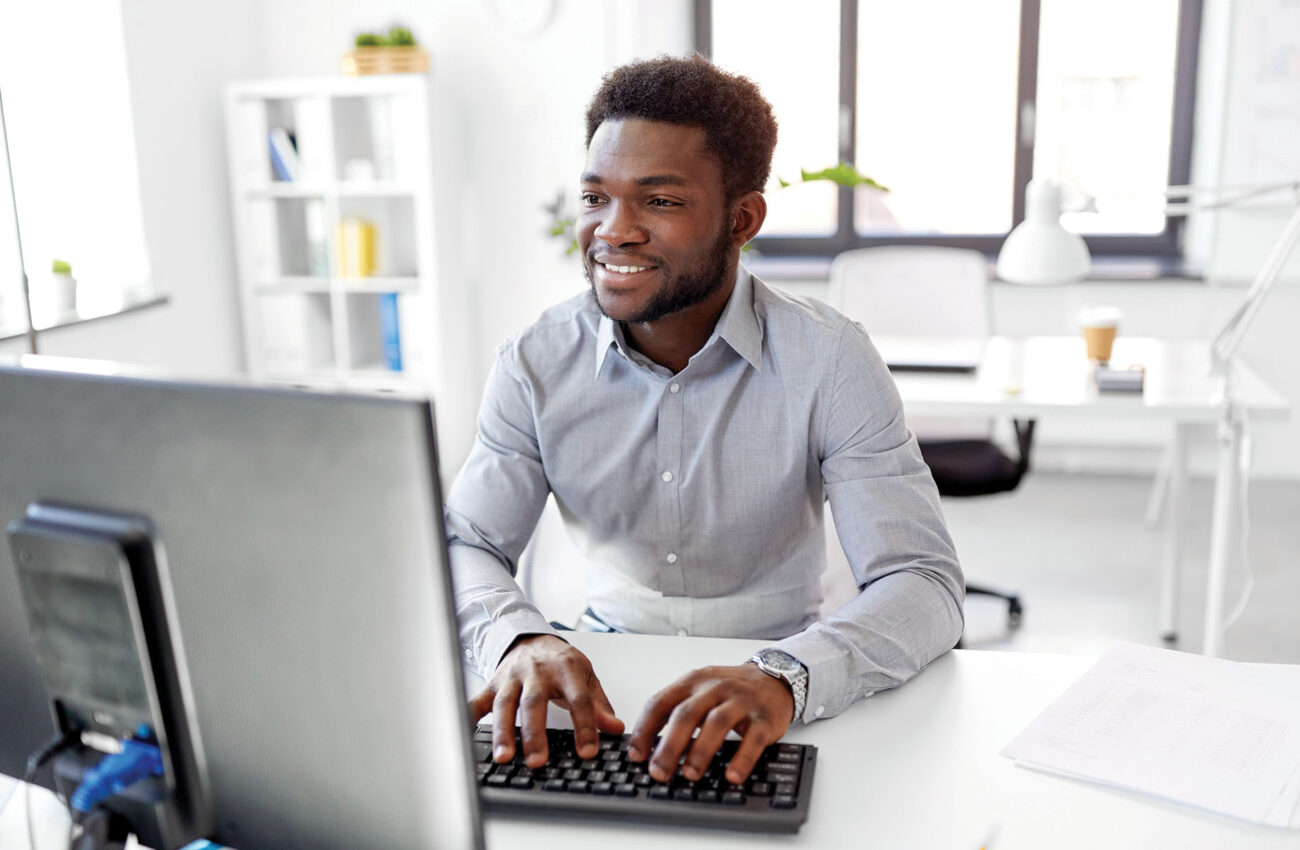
[713,265,763,371]
[592,264,763,378]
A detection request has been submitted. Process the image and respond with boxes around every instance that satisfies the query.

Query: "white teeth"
[605,264,651,274]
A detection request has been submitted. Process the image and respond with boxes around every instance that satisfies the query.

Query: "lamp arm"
[0,86,38,354]
[1210,202,1300,372]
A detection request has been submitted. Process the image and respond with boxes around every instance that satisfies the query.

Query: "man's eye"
[649,198,678,207]
[581,193,605,206]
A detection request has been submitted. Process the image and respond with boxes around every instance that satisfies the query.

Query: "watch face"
[760,649,799,674]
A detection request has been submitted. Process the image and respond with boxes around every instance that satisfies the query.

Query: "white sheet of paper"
[1003,642,1300,827]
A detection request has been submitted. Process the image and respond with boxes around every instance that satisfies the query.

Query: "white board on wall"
[1210,0,1300,283]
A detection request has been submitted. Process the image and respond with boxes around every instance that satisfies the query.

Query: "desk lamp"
[0,85,38,354]
[995,179,1091,285]
[995,177,1300,656]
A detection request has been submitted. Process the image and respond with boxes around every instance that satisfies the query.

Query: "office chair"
[826,246,1033,632]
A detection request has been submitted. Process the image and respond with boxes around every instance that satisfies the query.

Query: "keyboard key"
[775,750,801,763]
[580,759,599,770]
[486,774,510,788]
[749,781,772,796]
[567,780,590,793]
[556,758,576,770]
[562,768,583,781]
[591,781,614,795]
[648,785,671,800]
[587,770,608,783]
[614,783,638,797]
[766,761,798,775]
[772,794,797,809]
[722,791,746,805]
[672,787,696,801]
[610,771,629,784]
[509,776,533,789]
[634,774,654,787]
[473,742,493,762]
[543,779,566,792]
[698,790,719,803]
[774,782,796,797]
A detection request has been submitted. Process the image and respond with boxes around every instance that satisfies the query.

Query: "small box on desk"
[1094,364,1145,393]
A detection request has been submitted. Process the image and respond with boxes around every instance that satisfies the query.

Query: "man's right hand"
[468,634,624,768]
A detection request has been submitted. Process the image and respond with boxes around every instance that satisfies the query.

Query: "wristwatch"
[748,648,808,723]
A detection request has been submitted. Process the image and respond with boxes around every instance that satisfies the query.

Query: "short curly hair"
[584,55,778,200]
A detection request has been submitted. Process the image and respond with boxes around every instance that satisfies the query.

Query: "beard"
[584,221,733,325]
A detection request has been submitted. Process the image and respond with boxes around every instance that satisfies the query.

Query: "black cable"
[20,730,79,850]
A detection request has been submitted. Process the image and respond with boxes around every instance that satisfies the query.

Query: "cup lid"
[1078,305,1122,327]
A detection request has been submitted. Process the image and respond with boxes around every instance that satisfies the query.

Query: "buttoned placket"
[656,374,686,597]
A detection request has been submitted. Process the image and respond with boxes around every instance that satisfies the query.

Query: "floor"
[947,471,1300,663]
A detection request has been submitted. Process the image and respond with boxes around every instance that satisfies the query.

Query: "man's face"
[578,118,735,324]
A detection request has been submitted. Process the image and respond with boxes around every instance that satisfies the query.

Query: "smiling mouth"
[599,262,656,274]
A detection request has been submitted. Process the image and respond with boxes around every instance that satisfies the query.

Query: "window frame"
[695,0,1203,260]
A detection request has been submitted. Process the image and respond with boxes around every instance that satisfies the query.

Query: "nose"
[593,200,648,247]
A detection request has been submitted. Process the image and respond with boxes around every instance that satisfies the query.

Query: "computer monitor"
[0,356,483,850]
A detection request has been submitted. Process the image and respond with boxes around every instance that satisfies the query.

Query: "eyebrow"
[580,173,690,188]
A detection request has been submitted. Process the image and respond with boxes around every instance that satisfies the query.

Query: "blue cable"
[70,737,164,813]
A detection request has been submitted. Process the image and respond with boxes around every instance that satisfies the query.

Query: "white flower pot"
[50,272,77,315]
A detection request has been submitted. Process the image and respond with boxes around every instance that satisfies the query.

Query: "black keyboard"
[473,726,817,833]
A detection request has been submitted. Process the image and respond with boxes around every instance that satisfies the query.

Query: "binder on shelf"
[336,217,377,277]
[378,293,402,372]
[268,128,300,181]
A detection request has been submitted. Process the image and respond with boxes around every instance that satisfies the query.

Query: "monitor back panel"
[0,363,482,850]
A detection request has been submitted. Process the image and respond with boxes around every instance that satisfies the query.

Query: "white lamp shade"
[996,180,1092,285]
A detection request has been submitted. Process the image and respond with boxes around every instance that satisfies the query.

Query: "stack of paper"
[1003,642,1300,827]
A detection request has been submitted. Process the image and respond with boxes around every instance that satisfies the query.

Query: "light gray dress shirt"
[445,267,964,722]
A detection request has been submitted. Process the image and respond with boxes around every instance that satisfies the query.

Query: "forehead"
[584,118,723,192]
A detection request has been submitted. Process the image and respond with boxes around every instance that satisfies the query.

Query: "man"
[446,55,963,787]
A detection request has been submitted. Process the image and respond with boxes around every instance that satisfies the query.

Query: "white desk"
[881,335,1291,656]
[479,632,1300,849]
[7,634,1298,848]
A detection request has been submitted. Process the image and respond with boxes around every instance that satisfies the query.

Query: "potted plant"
[49,259,77,315]
[340,25,430,75]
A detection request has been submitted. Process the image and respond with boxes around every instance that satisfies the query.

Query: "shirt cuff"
[477,611,563,679]
[765,626,864,724]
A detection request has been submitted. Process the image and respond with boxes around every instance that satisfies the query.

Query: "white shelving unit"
[224,75,441,394]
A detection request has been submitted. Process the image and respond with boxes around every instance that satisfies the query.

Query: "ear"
[729,191,767,247]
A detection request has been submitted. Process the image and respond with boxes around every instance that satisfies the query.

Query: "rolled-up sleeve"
[773,321,964,722]
[444,348,559,678]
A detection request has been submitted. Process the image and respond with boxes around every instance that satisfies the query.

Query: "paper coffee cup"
[1078,305,1121,363]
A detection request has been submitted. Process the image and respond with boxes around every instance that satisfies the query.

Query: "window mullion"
[838,0,857,250]
[1011,0,1041,227]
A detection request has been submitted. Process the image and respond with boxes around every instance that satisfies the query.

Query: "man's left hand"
[627,663,795,785]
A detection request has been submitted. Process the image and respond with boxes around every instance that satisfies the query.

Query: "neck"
[623,268,738,373]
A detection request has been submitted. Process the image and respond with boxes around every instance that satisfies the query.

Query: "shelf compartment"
[247,197,330,279]
[335,196,419,277]
[255,293,335,375]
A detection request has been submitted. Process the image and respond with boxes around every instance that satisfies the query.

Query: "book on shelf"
[268,127,300,182]
[335,218,377,278]
[378,293,403,372]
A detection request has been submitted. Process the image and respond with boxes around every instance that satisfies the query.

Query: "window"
[0,0,151,335]
[696,0,1201,259]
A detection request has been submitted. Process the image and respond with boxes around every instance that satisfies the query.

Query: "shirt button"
[669,383,681,394]
[661,471,673,482]
[676,628,689,637]
[815,705,825,718]
[666,552,678,564]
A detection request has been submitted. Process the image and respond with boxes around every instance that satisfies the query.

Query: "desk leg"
[1203,411,1242,658]
[1158,424,1188,643]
